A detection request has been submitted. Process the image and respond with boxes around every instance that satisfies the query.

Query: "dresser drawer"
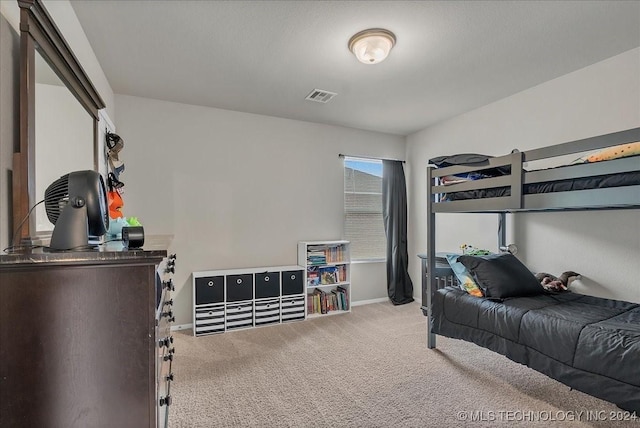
[157,349,173,390]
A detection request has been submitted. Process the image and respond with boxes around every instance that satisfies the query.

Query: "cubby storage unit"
[298,240,351,318]
[192,265,305,336]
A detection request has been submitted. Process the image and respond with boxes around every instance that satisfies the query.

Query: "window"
[344,158,386,260]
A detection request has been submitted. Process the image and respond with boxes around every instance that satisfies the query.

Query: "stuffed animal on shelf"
[535,271,581,292]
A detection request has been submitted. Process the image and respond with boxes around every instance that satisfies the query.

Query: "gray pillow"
[428,153,511,176]
[429,153,492,167]
[458,253,542,299]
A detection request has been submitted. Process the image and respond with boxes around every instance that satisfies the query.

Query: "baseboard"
[171,323,193,332]
[352,297,388,306]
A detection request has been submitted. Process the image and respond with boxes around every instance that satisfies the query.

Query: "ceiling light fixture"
[348,28,396,65]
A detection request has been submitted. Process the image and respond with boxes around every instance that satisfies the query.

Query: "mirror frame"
[13,0,105,242]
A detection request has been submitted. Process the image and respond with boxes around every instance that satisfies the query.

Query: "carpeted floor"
[170,301,637,427]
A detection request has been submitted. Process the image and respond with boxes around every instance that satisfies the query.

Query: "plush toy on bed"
[572,141,640,164]
[535,271,581,292]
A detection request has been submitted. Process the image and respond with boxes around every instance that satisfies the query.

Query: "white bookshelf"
[298,240,351,318]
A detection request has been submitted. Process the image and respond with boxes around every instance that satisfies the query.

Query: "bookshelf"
[298,240,351,318]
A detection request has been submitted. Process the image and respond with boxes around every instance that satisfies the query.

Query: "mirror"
[13,0,105,243]
[34,50,94,231]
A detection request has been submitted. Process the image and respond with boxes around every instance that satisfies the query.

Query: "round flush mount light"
[348,28,396,65]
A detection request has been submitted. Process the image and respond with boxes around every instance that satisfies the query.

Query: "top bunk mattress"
[441,164,640,201]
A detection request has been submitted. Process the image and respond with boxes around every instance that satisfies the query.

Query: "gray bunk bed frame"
[421,127,640,349]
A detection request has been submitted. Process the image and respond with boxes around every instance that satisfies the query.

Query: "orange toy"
[108,190,124,219]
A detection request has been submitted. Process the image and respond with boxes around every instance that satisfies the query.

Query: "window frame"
[343,157,386,262]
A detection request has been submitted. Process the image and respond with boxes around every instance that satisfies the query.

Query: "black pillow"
[458,253,542,299]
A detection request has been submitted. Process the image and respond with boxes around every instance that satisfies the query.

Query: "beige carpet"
[170,301,636,427]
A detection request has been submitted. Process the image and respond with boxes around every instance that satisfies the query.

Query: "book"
[307,267,320,286]
[318,288,327,314]
[337,286,349,309]
[319,266,338,285]
[337,265,346,282]
[331,289,343,311]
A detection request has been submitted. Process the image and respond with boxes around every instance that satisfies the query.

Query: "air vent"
[305,89,337,104]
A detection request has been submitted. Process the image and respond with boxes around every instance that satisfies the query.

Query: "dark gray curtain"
[382,160,414,305]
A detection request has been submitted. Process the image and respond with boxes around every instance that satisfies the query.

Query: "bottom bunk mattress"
[431,287,640,412]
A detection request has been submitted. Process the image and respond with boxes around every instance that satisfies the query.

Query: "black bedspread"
[432,287,640,412]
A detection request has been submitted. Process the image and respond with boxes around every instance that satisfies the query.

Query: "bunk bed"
[420,127,640,412]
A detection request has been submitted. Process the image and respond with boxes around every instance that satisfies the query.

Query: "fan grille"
[44,174,70,225]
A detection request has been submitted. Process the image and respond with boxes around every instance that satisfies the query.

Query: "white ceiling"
[69,1,640,136]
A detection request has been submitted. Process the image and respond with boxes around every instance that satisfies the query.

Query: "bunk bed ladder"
[425,165,437,349]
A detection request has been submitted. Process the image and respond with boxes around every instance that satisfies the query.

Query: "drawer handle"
[161,311,175,323]
[208,281,214,287]
[163,279,175,291]
[290,274,296,280]
[265,276,270,282]
[236,278,243,285]
[158,336,174,348]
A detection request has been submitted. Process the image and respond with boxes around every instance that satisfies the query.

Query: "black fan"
[44,170,109,250]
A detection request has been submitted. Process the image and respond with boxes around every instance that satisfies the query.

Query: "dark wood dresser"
[0,244,175,428]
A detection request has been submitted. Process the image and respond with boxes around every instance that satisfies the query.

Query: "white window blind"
[344,158,386,260]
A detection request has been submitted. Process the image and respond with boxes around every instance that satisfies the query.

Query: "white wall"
[35,83,94,230]
[406,48,640,305]
[115,94,404,325]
